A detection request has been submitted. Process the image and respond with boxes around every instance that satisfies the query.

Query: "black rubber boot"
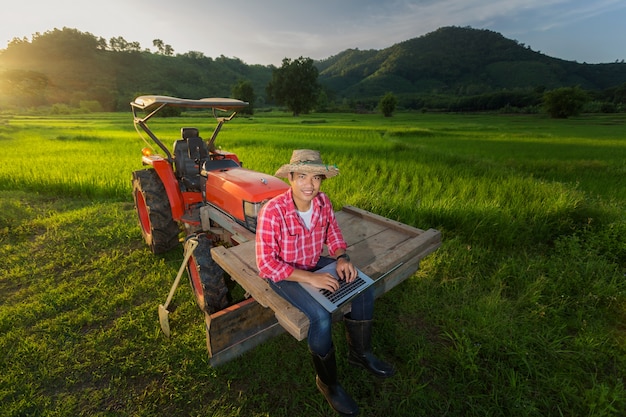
[311,347,359,416]
[344,316,396,378]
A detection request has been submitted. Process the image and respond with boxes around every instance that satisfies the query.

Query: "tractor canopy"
[131,95,249,112]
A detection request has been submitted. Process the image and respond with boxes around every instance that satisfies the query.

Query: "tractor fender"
[142,155,185,221]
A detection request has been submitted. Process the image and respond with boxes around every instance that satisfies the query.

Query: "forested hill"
[1,26,625,111]
[0,28,274,111]
[318,26,626,99]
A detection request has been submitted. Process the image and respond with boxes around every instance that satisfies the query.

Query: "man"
[255,149,394,416]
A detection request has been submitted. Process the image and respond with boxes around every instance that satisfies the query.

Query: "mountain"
[1,26,625,111]
[316,26,626,100]
[0,28,275,111]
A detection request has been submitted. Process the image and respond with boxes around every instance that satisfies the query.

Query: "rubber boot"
[344,316,396,378]
[311,347,359,416]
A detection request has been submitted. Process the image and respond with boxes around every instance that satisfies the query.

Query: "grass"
[1,110,626,416]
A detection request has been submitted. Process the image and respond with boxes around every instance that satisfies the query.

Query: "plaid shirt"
[255,188,347,282]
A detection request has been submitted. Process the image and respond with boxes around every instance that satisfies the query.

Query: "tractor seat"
[173,127,209,191]
[181,127,199,139]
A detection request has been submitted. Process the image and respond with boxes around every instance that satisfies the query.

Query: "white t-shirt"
[297,204,313,230]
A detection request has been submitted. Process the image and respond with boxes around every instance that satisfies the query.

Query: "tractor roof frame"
[131,95,249,161]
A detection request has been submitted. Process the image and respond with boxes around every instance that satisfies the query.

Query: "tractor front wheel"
[132,169,180,254]
[187,234,230,314]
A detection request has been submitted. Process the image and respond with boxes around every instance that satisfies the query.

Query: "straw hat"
[275,149,339,179]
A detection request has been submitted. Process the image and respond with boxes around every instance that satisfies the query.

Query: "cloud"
[527,0,626,31]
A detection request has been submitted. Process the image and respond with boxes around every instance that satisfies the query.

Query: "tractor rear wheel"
[187,234,230,314]
[132,169,180,254]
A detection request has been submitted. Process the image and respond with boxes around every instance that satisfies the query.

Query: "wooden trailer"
[205,205,441,366]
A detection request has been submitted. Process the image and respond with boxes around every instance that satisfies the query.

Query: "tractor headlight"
[243,200,267,232]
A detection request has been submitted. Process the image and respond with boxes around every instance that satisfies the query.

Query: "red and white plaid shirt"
[255,188,347,282]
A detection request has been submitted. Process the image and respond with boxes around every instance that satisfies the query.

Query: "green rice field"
[1,110,625,416]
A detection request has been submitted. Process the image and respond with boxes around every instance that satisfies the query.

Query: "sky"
[1,0,625,66]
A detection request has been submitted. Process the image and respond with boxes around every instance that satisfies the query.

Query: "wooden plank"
[334,210,388,246]
[360,228,441,279]
[204,297,278,356]
[372,257,421,299]
[341,205,424,236]
[205,298,285,366]
[346,228,413,268]
[321,210,412,262]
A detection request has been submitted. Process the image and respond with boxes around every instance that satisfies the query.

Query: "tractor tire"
[187,234,230,314]
[132,169,180,254]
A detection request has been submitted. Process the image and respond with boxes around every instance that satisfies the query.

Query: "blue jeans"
[268,257,374,356]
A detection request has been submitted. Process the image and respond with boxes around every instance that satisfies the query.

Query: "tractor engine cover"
[204,165,289,229]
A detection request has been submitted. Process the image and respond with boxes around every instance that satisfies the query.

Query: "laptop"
[299,261,375,312]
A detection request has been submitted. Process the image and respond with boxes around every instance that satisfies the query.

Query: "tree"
[612,82,626,107]
[315,90,330,112]
[379,92,397,117]
[109,36,129,52]
[0,69,49,107]
[266,56,320,116]
[96,37,108,50]
[181,51,206,60]
[543,86,588,118]
[231,80,256,115]
[152,39,174,56]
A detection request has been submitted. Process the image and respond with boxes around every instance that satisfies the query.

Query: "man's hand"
[309,271,340,292]
[336,257,357,282]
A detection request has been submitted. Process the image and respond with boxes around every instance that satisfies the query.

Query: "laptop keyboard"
[320,275,367,303]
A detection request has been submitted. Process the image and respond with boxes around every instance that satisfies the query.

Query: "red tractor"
[131,95,442,366]
[130,95,288,314]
